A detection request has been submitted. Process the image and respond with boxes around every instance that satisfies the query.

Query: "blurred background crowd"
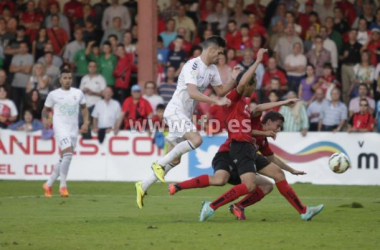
[0,0,379,140]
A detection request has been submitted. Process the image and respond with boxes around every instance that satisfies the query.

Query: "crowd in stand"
[0,0,379,140]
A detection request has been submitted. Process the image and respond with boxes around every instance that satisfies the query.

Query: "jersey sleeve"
[260,139,274,156]
[210,67,222,86]
[79,90,86,105]
[183,62,198,85]
[44,92,54,108]
[226,89,242,102]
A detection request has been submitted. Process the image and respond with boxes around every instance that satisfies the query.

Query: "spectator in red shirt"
[114,44,133,104]
[348,98,374,132]
[0,1,15,15]
[247,12,268,47]
[168,28,192,57]
[225,20,242,50]
[19,0,43,42]
[47,15,69,55]
[64,0,82,20]
[245,0,266,25]
[238,24,252,52]
[252,35,269,66]
[362,28,380,66]
[151,103,167,132]
[336,0,357,27]
[116,84,153,131]
[200,0,214,22]
[73,0,95,21]
[262,57,288,92]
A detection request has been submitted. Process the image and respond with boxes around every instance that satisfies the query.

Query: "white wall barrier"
[0,130,379,185]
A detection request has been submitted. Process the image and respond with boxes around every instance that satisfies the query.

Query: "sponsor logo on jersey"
[59,103,77,116]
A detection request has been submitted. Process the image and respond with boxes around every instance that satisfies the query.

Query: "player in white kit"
[42,69,90,197]
[135,36,242,209]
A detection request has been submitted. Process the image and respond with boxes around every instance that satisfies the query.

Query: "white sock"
[60,153,73,188]
[46,159,62,187]
[156,140,195,166]
[141,163,176,191]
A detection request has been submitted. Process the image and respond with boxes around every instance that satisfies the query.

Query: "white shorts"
[164,108,197,145]
[56,136,78,150]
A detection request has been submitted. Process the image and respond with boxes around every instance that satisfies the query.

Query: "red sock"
[276,180,307,214]
[236,187,265,208]
[177,175,210,190]
[210,184,249,211]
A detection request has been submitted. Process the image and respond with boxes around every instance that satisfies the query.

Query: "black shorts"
[229,141,257,175]
[212,151,241,185]
[228,154,271,185]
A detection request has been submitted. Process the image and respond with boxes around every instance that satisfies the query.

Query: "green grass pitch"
[0,181,379,250]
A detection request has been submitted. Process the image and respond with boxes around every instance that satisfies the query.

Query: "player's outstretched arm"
[80,104,90,133]
[213,66,240,97]
[253,98,300,114]
[187,84,231,106]
[266,155,306,175]
[41,106,52,129]
[236,48,267,94]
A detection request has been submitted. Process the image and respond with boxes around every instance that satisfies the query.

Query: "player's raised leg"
[152,131,202,183]
[135,142,180,209]
[259,163,324,221]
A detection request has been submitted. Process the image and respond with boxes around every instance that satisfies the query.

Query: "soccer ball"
[329,152,350,174]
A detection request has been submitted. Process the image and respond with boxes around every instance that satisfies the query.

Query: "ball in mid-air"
[329,152,350,174]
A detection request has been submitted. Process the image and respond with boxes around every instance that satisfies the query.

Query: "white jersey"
[166,57,222,117]
[44,88,86,137]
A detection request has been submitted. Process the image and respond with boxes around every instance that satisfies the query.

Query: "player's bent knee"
[244,182,257,193]
[191,137,203,148]
[214,178,228,186]
[262,183,274,195]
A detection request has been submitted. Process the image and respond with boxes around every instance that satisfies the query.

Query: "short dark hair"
[309,11,318,18]
[157,35,163,43]
[156,104,166,111]
[17,25,26,31]
[262,111,285,124]
[145,81,156,88]
[323,63,333,70]
[103,41,111,47]
[203,35,226,49]
[269,90,280,98]
[228,20,237,25]
[59,69,72,78]
[315,35,323,40]
[108,34,118,40]
[240,23,249,29]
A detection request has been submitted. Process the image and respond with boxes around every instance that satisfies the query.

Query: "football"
[329,152,350,174]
